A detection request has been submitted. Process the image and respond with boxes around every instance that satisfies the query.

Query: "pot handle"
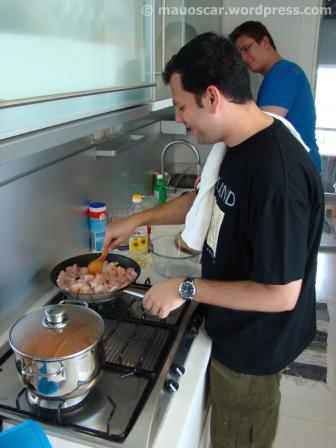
[21,361,65,377]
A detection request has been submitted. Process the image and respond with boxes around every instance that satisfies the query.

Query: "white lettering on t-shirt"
[216,181,236,207]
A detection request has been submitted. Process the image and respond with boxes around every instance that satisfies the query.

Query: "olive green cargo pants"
[210,358,282,448]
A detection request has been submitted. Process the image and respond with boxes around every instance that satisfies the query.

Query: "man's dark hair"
[162,32,253,106]
[229,21,277,51]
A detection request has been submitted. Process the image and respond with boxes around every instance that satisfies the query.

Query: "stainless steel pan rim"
[50,253,142,303]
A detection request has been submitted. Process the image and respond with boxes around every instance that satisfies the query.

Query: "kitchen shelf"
[93,134,146,158]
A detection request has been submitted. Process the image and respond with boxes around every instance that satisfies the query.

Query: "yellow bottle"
[129,194,149,254]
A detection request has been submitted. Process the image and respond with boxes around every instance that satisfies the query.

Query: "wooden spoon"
[87,251,108,275]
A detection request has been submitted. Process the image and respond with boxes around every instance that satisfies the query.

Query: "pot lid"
[9,304,104,360]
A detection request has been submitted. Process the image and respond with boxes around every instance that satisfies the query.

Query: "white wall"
[221,0,323,94]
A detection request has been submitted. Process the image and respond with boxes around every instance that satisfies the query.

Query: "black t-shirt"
[201,119,324,375]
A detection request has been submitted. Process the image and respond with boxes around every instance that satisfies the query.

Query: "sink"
[169,173,197,189]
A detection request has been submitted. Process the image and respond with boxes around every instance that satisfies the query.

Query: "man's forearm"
[132,191,196,227]
[104,191,195,252]
[194,278,302,312]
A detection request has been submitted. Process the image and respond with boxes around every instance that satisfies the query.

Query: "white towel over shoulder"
[181,113,309,252]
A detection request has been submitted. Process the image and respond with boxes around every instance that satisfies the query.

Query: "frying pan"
[50,253,145,304]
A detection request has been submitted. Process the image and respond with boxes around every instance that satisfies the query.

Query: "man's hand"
[143,278,185,319]
[103,192,196,253]
[103,216,138,252]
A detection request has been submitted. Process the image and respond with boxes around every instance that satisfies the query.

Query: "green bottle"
[156,173,167,204]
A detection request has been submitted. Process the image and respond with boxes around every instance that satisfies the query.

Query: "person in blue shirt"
[230,21,321,171]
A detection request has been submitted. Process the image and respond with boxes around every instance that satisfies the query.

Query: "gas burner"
[27,390,89,411]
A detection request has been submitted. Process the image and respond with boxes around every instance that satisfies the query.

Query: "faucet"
[160,139,201,179]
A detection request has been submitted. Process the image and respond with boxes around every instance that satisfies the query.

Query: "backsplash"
[0,118,177,336]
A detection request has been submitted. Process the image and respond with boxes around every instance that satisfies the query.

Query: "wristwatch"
[178,277,196,301]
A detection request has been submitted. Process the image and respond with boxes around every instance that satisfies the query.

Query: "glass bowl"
[150,234,201,278]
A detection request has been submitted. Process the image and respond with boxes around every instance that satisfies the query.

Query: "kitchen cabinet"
[154,0,185,102]
[153,0,223,104]
[185,0,223,38]
[0,0,154,139]
[0,0,228,135]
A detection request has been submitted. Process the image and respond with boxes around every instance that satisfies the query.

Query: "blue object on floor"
[0,420,52,448]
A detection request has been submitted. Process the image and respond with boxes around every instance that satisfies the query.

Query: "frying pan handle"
[123,288,145,300]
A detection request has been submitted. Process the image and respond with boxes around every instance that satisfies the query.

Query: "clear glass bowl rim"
[150,234,201,260]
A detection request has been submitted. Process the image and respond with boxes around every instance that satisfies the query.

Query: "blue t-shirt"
[257,60,321,171]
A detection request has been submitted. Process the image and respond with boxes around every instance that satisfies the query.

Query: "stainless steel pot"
[9,303,105,400]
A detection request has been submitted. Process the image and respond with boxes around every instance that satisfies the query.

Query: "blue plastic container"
[89,202,107,252]
[0,420,52,448]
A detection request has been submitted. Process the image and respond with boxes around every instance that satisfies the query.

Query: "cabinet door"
[185,0,222,40]
[153,0,222,101]
[154,0,185,100]
[0,0,153,139]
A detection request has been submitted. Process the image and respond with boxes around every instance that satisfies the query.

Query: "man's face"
[169,73,215,145]
[235,35,268,74]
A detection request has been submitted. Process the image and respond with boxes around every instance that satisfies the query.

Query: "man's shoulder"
[248,120,311,172]
[270,60,306,80]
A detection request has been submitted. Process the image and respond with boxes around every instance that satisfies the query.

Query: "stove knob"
[172,364,185,377]
[165,379,179,393]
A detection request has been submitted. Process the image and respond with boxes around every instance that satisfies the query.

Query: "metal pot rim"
[9,338,100,361]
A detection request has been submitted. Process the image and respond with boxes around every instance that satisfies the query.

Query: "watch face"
[179,280,195,301]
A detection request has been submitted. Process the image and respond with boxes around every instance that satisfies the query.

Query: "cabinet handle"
[0,83,157,109]
[161,0,166,73]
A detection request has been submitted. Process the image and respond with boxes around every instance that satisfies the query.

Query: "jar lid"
[132,194,142,203]
[89,202,106,212]
[9,304,104,360]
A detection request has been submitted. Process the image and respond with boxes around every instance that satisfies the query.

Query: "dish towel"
[181,113,310,251]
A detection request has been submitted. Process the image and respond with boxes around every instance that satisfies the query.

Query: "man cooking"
[103,33,324,448]
[229,20,321,172]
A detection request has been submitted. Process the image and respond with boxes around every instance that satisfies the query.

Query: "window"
[315,10,336,157]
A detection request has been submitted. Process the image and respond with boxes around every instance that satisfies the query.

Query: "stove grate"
[103,319,170,373]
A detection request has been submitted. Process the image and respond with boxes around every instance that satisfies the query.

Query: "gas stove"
[0,280,202,447]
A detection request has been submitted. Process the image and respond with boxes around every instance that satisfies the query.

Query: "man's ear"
[261,35,271,49]
[204,85,221,112]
